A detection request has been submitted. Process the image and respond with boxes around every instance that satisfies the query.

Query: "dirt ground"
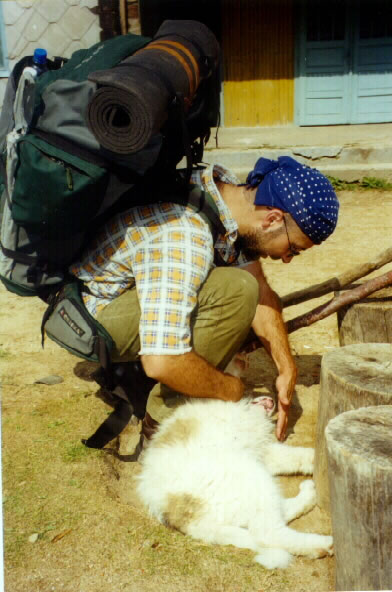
[1,189,392,592]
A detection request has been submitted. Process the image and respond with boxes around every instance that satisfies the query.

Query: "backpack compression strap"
[82,361,157,449]
[82,400,134,450]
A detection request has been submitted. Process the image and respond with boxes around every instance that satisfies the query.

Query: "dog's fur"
[136,397,333,569]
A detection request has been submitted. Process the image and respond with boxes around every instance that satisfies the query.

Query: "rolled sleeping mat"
[86,20,220,155]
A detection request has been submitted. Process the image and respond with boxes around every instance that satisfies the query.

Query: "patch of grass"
[47,419,66,429]
[327,175,392,191]
[2,387,109,567]
[0,373,14,386]
[129,520,272,579]
[68,479,82,488]
[62,442,97,463]
[3,530,26,564]
[361,176,392,190]
[0,347,11,358]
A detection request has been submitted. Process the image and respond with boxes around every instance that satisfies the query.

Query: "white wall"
[0,0,101,107]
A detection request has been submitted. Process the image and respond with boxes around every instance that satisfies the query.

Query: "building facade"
[139,0,392,127]
[1,0,391,128]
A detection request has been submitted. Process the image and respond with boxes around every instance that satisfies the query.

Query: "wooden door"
[221,0,295,127]
[297,0,392,125]
[352,0,392,123]
[296,0,352,125]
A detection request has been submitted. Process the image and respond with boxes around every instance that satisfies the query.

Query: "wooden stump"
[325,405,392,592]
[314,343,392,512]
[337,285,392,345]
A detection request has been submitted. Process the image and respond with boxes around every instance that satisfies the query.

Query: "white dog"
[136,396,333,569]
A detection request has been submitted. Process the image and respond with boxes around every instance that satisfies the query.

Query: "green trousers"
[96,267,259,422]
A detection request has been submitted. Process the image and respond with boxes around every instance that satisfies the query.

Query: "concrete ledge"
[206,123,392,149]
[213,164,392,183]
[204,146,392,182]
[204,123,392,181]
[217,165,392,183]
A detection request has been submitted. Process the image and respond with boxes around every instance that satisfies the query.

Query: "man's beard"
[236,227,281,261]
[235,228,268,260]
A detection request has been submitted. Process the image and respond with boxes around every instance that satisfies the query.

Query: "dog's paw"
[299,479,315,495]
[298,479,317,512]
[299,448,315,475]
[313,536,334,559]
[254,548,292,569]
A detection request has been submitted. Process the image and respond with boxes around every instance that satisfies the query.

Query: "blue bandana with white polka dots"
[247,156,339,244]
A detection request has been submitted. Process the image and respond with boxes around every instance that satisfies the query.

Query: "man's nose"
[281,253,293,264]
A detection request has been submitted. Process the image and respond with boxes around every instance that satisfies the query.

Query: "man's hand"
[243,261,298,441]
[275,367,297,441]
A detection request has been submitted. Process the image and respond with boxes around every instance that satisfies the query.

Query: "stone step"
[203,145,392,182]
[203,123,392,182]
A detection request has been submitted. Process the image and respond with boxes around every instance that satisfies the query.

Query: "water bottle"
[31,48,48,76]
[7,48,49,194]
[14,48,48,131]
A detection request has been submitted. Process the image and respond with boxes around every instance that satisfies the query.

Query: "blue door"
[296,0,392,125]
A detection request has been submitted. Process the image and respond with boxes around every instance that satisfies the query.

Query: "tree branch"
[282,247,392,308]
[286,270,392,334]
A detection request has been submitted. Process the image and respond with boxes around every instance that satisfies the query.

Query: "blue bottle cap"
[33,48,47,65]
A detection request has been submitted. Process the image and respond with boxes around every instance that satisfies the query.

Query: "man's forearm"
[252,283,297,441]
[252,296,295,375]
[243,262,296,440]
[244,261,295,372]
[141,351,244,402]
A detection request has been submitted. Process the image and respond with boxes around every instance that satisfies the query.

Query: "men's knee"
[234,268,259,303]
[230,268,259,324]
[204,267,259,322]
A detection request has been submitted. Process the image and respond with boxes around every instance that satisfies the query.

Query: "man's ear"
[261,208,284,229]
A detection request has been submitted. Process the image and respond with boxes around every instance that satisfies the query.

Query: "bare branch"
[282,247,392,308]
[286,270,392,334]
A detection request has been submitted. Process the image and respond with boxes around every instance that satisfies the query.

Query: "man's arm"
[141,351,244,402]
[244,260,297,441]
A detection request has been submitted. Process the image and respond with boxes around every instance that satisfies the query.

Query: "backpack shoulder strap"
[183,183,226,242]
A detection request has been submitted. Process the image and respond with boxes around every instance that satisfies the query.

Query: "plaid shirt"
[70,163,250,355]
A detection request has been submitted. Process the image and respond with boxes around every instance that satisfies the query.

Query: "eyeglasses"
[283,216,301,257]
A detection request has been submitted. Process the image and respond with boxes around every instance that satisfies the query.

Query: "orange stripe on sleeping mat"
[154,40,200,88]
[137,42,196,98]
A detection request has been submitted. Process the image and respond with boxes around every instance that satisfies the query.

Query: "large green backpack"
[0,21,221,300]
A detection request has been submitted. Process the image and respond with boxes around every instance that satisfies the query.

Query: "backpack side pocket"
[12,134,109,239]
[43,280,114,362]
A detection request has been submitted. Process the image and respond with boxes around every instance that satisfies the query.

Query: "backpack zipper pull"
[66,167,73,191]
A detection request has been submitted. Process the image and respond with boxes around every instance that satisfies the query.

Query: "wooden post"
[313,343,392,512]
[337,285,392,345]
[325,406,392,592]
